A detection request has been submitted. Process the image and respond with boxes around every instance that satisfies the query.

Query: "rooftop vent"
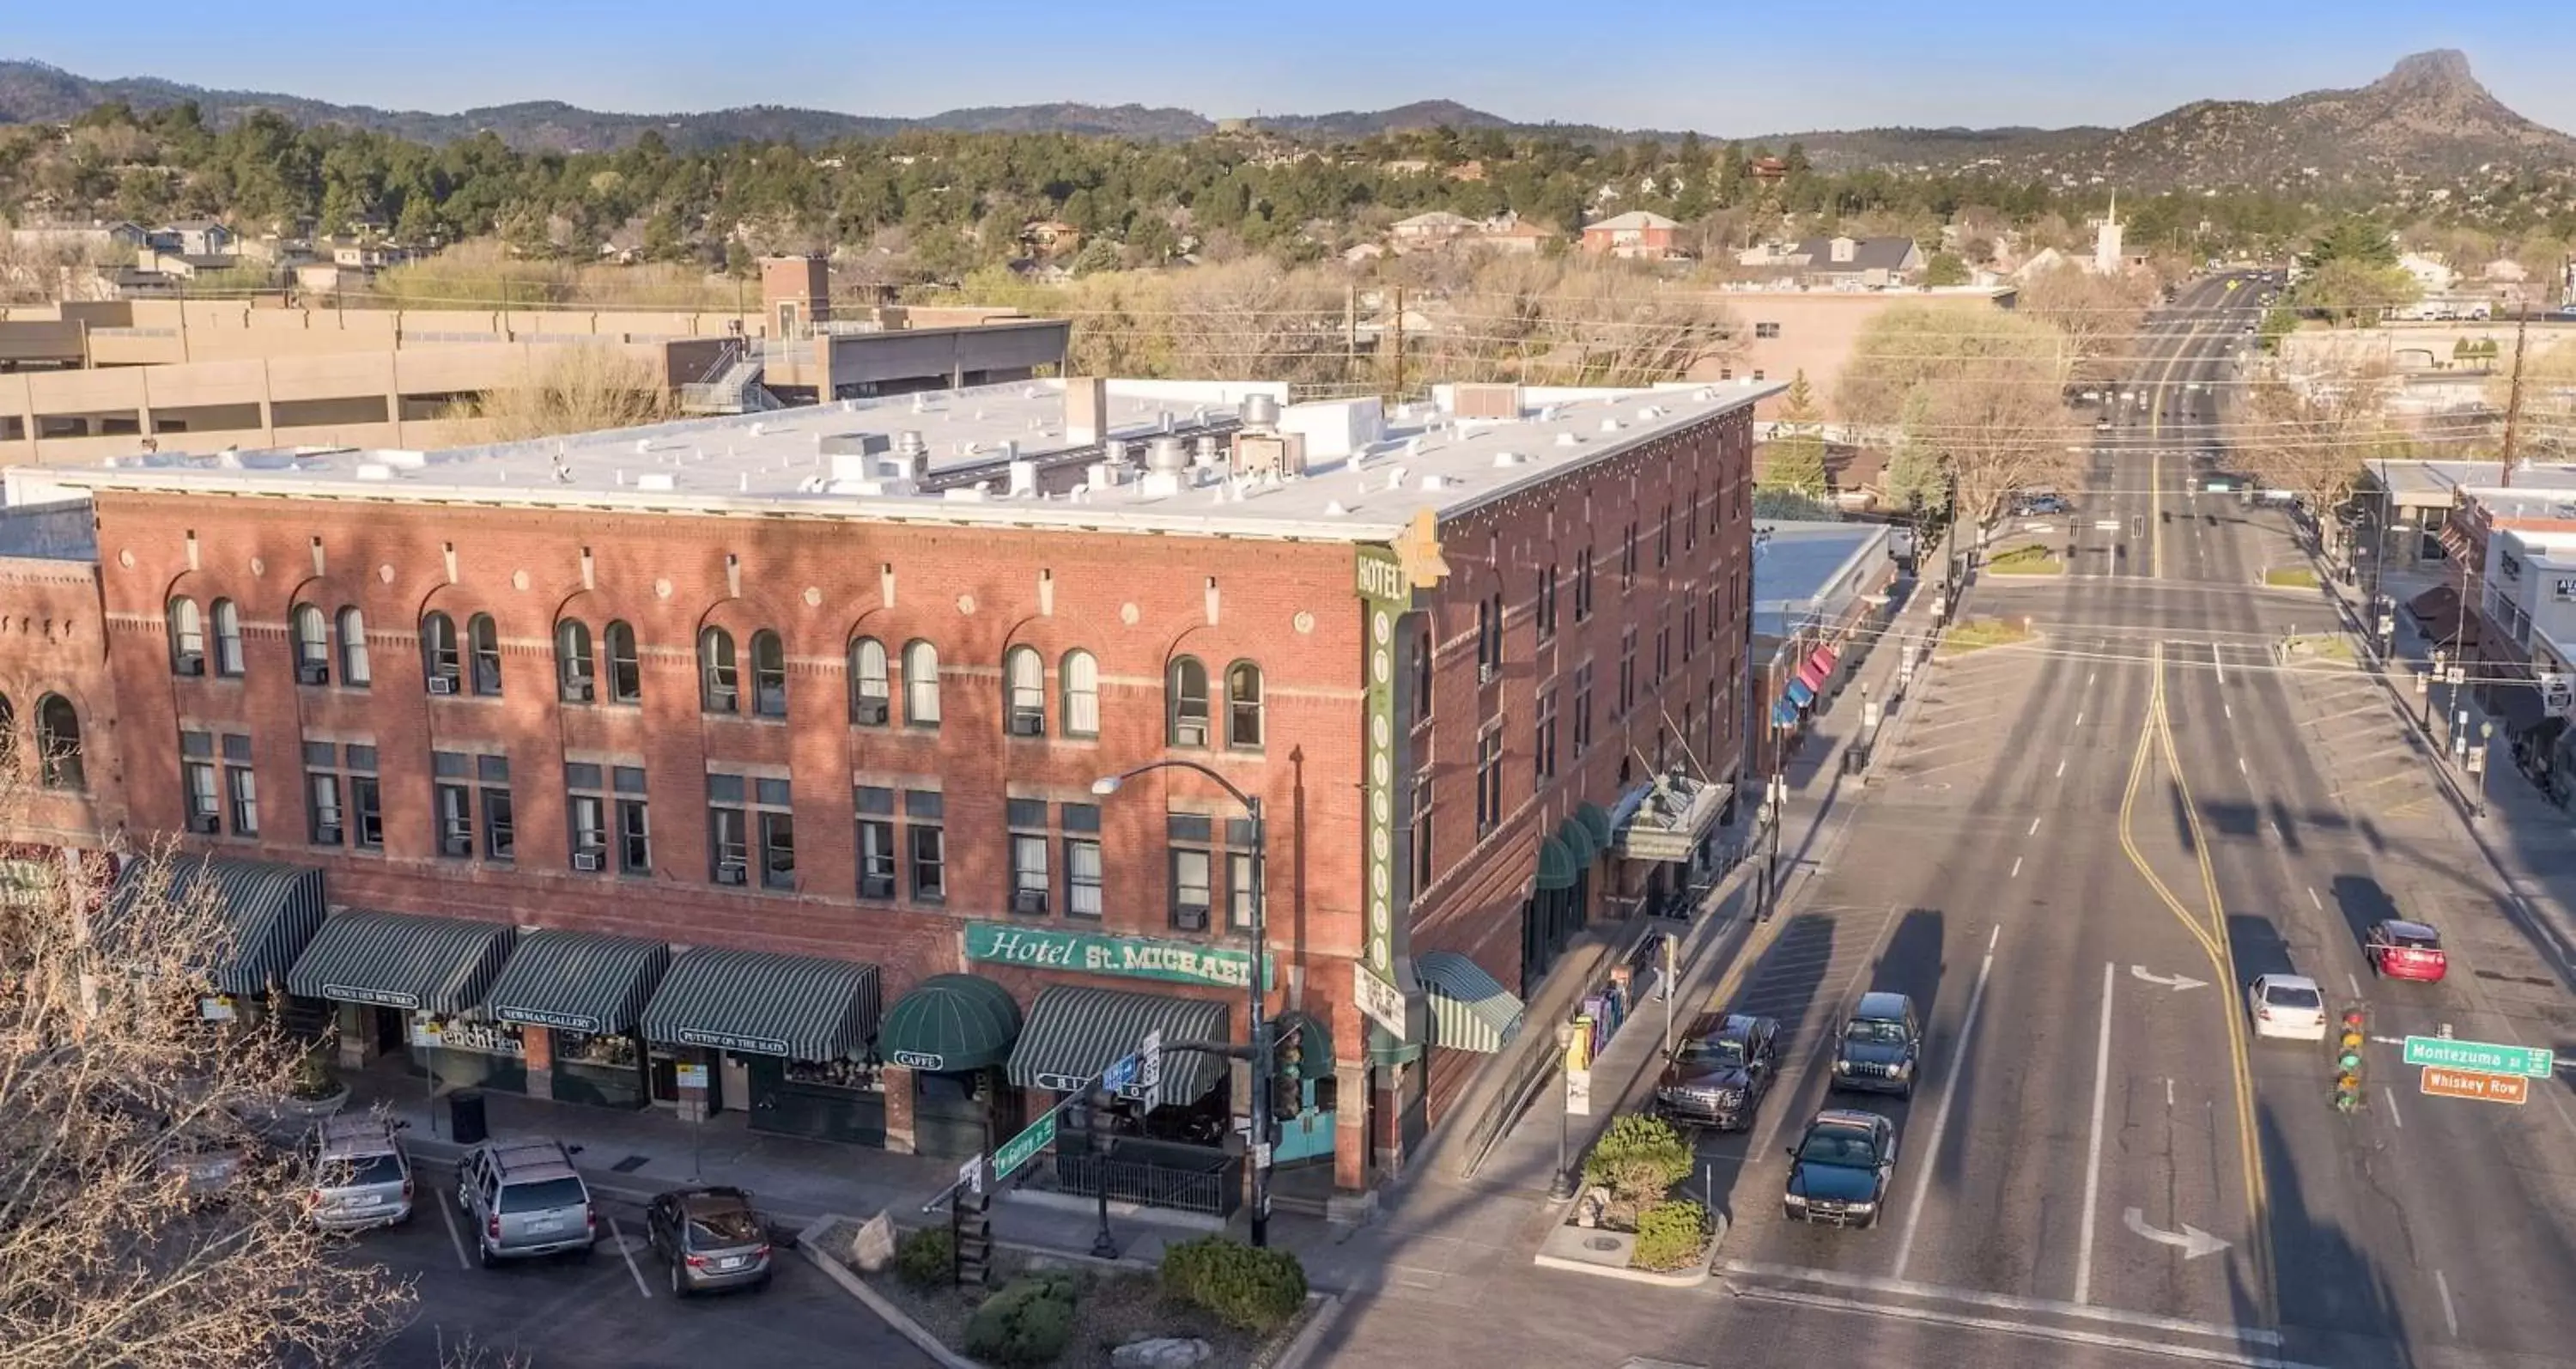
[1492,451,1528,467]
[1419,473,1454,491]
[636,472,677,492]
[1600,417,1624,433]
[897,429,927,458]
[1240,393,1282,431]
[1145,436,1190,473]
[355,463,394,481]
[818,432,891,458]
[1555,432,1583,447]
[1450,382,1523,422]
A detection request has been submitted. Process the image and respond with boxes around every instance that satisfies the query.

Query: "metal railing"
[1042,1148,1242,1217]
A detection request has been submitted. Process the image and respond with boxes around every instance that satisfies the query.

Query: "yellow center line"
[2115,642,2277,1323]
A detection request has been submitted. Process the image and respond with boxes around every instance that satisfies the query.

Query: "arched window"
[750,630,787,717]
[699,627,738,713]
[1226,661,1265,750]
[556,619,595,703]
[1060,649,1100,739]
[336,606,371,688]
[1003,646,1044,736]
[603,620,641,704]
[1168,656,1210,748]
[902,641,941,727]
[848,637,891,725]
[292,604,330,684]
[421,611,459,692]
[167,597,205,675]
[35,694,82,790]
[210,599,244,678]
[467,613,502,696]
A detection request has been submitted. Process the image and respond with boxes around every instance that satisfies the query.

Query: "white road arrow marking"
[2123,1208,2230,1260]
[2129,965,2209,992]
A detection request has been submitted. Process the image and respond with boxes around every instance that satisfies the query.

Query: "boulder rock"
[1111,1336,1214,1369]
[848,1211,897,1274]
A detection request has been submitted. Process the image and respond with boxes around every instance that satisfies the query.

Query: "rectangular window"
[566,762,608,871]
[1617,630,1637,717]
[1229,852,1257,932]
[1011,835,1049,914]
[1683,600,1696,662]
[220,733,258,837]
[1537,688,1559,782]
[307,771,343,846]
[1575,548,1595,621]
[705,773,787,887]
[908,789,945,903]
[1686,493,1699,551]
[349,745,381,850]
[477,754,512,861]
[1622,522,1638,589]
[1656,625,1671,680]
[1169,848,1212,931]
[1573,663,1595,756]
[1062,802,1102,920]
[759,810,796,891]
[855,785,896,898]
[1658,506,1672,569]
[1537,564,1558,641]
[1410,767,1435,894]
[1755,321,1781,339]
[616,764,652,874]
[1413,629,1434,727]
[1475,728,1504,837]
[433,751,471,857]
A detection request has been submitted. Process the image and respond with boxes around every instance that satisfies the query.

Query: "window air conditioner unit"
[1173,904,1211,932]
[756,687,786,716]
[1175,720,1209,748]
[1009,712,1044,738]
[860,873,896,898]
[296,661,329,685]
[563,678,595,703]
[572,850,603,872]
[1012,889,1048,914]
[185,812,220,835]
[708,687,738,714]
[176,653,206,677]
[853,697,890,726]
[427,674,457,695]
[315,824,343,844]
[715,862,748,885]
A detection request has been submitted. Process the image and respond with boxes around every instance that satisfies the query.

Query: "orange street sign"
[2421,1066,2530,1105]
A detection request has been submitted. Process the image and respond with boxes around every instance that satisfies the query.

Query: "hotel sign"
[964,922,1269,991]
[1356,544,1410,1037]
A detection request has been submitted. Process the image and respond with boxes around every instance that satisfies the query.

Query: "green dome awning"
[1557,816,1597,868]
[878,973,1023,1074]
[1534,835,1580,892]
[1575,801,1613,853]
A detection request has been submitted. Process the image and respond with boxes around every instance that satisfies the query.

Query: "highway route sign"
[2403,1035,2553,1079]
[2420,1067,2530,1106]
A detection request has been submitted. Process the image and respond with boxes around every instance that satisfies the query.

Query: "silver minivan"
[307,1114,413,1231]
[456,1137,594,1266]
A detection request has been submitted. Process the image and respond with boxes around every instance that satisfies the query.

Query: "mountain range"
[2,50,2568,189]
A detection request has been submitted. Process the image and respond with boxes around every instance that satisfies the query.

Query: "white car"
[2249,974,2329,1042]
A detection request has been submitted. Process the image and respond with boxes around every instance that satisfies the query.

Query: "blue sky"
[15,2,2576,136]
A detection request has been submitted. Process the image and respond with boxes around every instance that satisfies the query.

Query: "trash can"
[449,1090,488,1146]
[1844,745,1870,776]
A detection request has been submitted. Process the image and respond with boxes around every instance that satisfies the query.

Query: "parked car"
[307,1114,413,1232]
[2248,974,2329,1042]
[2366,919,2448,983]
[645,1186,775,1297]
[456,1137,594,1266]
[1783,1109,1899,1228]
[1654,1013,1780,1131]
[1831,992,1920,1098]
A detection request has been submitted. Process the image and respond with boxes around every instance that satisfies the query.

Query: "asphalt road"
[343,1189,933,1369]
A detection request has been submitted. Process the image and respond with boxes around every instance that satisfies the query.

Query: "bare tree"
[1837,304,2077,528]
[2014,263,2156,391]
[1164,261,1346,388]
[447,342,677,443]
[2239,361,2401,549]
[0,830,413,1367]
[1420,256,1741,388]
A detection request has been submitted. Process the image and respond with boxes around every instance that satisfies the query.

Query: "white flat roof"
[7,376,1782,543]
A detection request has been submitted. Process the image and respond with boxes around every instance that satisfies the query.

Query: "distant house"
[1785,236,1925,286]
[2397,252,2458,295]
[1478,221,1551,255]
[1390,211,1479,253]
[155,219,236,258]
[137,250,254,281]
[1019,220,1081,256]
[1580,210,1682,259]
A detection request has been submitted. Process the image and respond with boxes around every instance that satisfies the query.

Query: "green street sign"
[2402,1035,2555,1079]
[993,1111,1057,1182]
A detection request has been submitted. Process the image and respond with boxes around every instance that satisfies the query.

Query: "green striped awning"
[1007,985,1229,1109]
[485,930,672,1036]
[100,857,327,996]
[1415,951,1523,1054]
[879,973,1023,1074]
[1556,816,1597,868]
[640,947,880,1061]
[1575,802,1614,855]
[1534,835,1580,892]
[286,909,516,1014]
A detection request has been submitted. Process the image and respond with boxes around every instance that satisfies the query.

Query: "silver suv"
[307,1115,413,1231]
[455,1138,594,1266]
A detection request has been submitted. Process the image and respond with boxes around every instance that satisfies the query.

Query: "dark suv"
[1783,1109,1899,1228]
[1653,1013,1780,1131]
[1831,992,1920,1098]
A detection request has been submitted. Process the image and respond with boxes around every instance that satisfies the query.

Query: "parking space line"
[437,1189,473,1271]
[611,1215,655,1299]
[2075,961,2113,1305]
[1891,926,2000,1281]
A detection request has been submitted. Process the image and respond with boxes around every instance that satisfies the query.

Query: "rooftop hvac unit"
[1451,383,1523,421]
[1144,437,1189,473]
[1240,393,1282,431]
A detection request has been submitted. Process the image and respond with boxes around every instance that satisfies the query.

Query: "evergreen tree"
[1759,370,1831,498]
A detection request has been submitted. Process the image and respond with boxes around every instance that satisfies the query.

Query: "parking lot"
[346,1183,933,1369]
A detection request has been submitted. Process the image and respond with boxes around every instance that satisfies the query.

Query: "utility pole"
[1345,283,1358,394]
[2500,292,2531,485]
[1390,286,1406,405]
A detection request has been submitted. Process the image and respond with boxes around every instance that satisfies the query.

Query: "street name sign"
[2421,1067,2530,1106]
[2403,1035,2553,1079]
[993,1111,1057,1182]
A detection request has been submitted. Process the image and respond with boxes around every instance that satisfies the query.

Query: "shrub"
[1159,1235,1309,1333]
[893,1226,955,1289]
[1631,1200,1709,1272]
[1581,1113,1692,1207]
[963,1274,1079,1367]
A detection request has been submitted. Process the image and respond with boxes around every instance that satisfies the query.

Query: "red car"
[2366,919,2447,983]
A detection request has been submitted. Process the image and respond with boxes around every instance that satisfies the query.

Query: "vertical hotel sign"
[1355,544,1411,1037]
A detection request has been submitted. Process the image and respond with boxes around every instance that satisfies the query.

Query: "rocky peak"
[2368,49,2492,106]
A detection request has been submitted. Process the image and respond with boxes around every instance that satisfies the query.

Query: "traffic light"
[1270,1074,1302,1123]
[2334,1007,2366,1116]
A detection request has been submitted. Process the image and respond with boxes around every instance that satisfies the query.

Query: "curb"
[1269,1293,1346,1369]
[796,1214,986,1369]
[405,1147,838,1228]
[1529,1213,1728,1288]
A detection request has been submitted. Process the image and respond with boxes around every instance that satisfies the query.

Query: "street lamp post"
[1547,1020,1579,1201]
[2423,649,2445,731]
[1094,763,1273,1249]
[2476,721,2495,819]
